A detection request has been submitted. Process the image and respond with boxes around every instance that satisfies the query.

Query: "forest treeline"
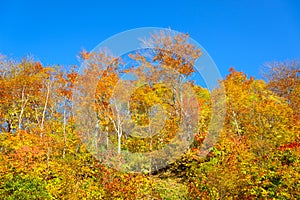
[0,32,300,199]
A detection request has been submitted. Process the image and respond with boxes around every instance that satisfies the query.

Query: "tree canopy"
[0,32,299,199]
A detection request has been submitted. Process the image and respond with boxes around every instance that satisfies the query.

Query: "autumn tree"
[263,60,300,118]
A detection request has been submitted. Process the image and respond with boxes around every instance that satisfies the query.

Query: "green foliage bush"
[0,175,52,200]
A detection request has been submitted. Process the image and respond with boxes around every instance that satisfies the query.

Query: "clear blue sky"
[1,0,299,78]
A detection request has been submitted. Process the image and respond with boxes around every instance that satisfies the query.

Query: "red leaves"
[67,72,78,85]
[279,142,300,151]
[57,88,72,99]
[33,62,43,71]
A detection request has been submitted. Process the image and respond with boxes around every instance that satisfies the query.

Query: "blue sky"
[1,0,299,78]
